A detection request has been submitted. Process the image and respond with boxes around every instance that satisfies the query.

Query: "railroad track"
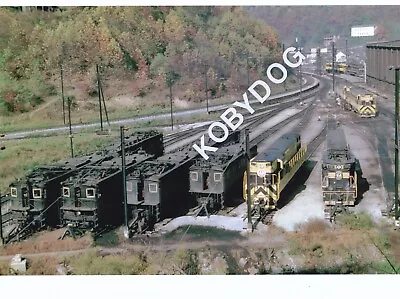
[1,76,321,244]
[163,79,320,150]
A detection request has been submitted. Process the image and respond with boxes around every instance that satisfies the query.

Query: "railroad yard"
[1,6,400,277]
[1,70,400,275]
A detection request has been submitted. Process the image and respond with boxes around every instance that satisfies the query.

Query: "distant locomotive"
[322,121,357,222]
[243,133,307,220]
[337,85,377,118]
[189,131,257,215]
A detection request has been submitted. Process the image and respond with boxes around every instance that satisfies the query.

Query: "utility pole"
[317,48,321,75]
[246,55,250,86]
[204,64,209,114]
[120,126,129,236]
[169,85,174,131]
[363,61,367,84]
[332,41,335,93]
[245,129,252,231]
[96,64,103,132]
[60,42,66,125]
[60,63,66,125]
[345,39,348,64]
[97,66,110,127]
[67,96,74,158]
[394,68,399,225]
[0,197,3,245]
[299,47,303,98]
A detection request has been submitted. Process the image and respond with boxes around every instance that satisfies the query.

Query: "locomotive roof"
[327,126,348,152]
[128,150,191,180]
[62,152,151,186]
[191,143,245,170]
[253,133,300,162]
[343,85,373,97]
[111,130,162,152]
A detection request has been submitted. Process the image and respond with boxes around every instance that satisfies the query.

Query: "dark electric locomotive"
[8,154,102,232]
[126,148,194,234]
[189,131,257,215]
[5,130,163,239]
[60,151,155,230]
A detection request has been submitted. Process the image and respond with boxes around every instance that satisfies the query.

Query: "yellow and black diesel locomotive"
[243,133,307,219]
[338,86,377,118]
[322,121,357,221]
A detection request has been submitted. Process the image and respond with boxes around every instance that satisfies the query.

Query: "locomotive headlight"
[76,211,81,216]
[335,171,343,180]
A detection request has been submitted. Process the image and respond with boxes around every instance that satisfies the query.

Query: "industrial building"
[366,40,400,94]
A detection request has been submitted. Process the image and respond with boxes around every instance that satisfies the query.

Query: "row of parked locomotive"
[2,118,366,242]
[2,125,257,241]
[2,130,164,241]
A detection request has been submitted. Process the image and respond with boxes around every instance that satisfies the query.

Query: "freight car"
[322,121,357,222]
[189,131,257,215]
[125,148,195,235]
[337,85,377,118]
[60,150,155,230]
[243,133,307,222]
[4,130,164,241]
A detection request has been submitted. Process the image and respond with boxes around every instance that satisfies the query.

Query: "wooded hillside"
[0,7,283,114]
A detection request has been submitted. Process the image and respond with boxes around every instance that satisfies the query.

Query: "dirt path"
[0,230,287,260]
[28,96,59,118]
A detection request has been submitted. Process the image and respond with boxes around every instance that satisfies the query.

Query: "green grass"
[0,77,301,133]
[335,213,374,230]
[66,251,148,275]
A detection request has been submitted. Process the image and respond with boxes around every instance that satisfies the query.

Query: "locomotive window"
[190,171,199,181]
[11,187,17,197]
[32,188,42,199]
[63,187,70,197]
[149,183,158,193]
[86,188,96,198]
[127,181,133,192]
[214,173,222,182]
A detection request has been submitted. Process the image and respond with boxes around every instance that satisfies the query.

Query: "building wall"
[366,42,400,96]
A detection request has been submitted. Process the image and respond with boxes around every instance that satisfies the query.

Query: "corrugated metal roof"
[367,40,400,48]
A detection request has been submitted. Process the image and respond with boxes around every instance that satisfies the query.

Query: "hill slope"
[247,6,400,49]
[0,7,284,115]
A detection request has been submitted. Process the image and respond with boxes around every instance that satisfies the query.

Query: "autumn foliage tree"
[0,6,281,114]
